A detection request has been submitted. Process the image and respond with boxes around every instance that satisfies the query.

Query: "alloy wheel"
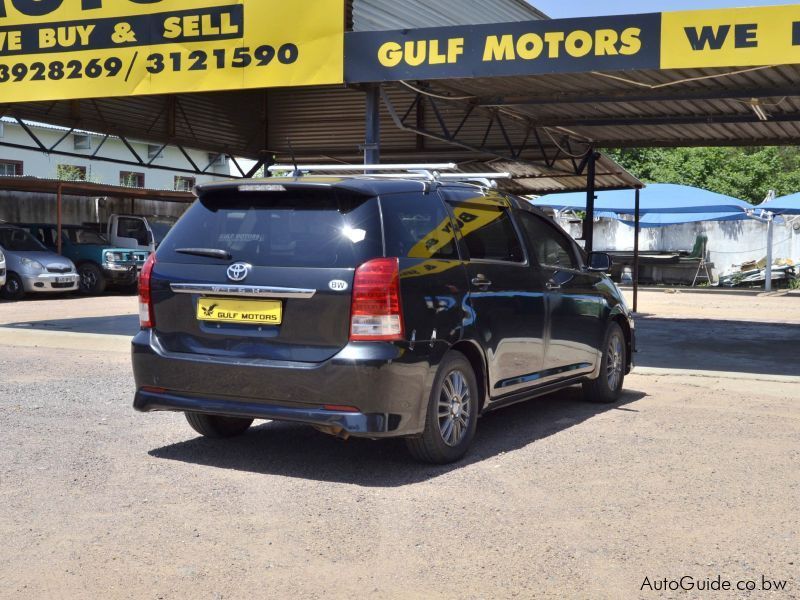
[606,333,624,391]
[80,269,97,292]
[437,370,472,447]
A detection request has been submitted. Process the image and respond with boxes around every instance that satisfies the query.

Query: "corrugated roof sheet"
[350,0,545,31]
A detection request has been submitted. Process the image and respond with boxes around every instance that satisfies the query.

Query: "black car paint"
[133,178,634,438]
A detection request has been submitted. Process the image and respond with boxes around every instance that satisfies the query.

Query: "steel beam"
[478,86,800,107]
[0,139,231,178]
[583,151,598,253]
[512,112,800,129]
[381,87,590,176]
[364,84,381,165]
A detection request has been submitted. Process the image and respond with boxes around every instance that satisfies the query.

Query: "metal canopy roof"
[0,0,644,194]
[11,3,799,193]
[0,176,195,202]
[412,65,800,149]
[2,5,800,193]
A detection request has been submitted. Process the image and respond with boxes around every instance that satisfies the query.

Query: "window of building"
[0,160,23,176]
[57,164,87,181]
[120,171,145,188]
[73,134,91,150]
[147,144,164,160]
[174,176,196,192]
[207,152,228,168]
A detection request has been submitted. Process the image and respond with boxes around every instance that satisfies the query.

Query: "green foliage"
[603,146,800,205]
[56,164,87,182]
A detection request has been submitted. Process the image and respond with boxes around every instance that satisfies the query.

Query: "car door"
[516,210,606,383]
[442,189,547,399]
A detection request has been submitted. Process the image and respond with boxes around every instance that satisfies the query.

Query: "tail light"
[138,253,156,329]
[350,257,404,341]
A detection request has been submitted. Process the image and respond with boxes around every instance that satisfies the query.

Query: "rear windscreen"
[158,189,383,268]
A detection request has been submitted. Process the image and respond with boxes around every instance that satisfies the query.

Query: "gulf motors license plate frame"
[197,297,283,325]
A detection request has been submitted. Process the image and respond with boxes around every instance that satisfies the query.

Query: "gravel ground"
[0,346,797,599]
[0,290,798,598]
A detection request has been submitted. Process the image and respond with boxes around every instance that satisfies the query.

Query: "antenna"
[286,138,299,176]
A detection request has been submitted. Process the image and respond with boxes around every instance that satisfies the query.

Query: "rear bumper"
[134,388,391,435]
[131,330,434,438]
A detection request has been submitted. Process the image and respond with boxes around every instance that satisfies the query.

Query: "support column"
[57,183,63,255]
[765,212,774,292]
[364,85,381,165]
[633,186,641,313]
[583,151,598,253]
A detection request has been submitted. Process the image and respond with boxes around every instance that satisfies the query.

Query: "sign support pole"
[634,186,641,313]
[57,183,63,255]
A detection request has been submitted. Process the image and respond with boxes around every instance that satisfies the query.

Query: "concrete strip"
[0,327,131,353]
[2,328,797,384]
[634,366,800,384]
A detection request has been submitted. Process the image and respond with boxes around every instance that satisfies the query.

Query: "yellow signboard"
[661,5,800,69]
[0,0,343,102]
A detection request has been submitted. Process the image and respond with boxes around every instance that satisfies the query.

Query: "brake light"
[350,257,404,341]
[138,253,156,329]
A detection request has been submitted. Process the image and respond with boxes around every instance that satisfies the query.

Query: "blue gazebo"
[532,184,756,306]
[758,193,800,215]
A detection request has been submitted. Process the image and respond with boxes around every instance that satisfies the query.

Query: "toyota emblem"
[227,262,251,282]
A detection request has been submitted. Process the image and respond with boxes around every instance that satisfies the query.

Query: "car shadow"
[636,316,800,377]
[148,387,646,487]
[2,314,138,336]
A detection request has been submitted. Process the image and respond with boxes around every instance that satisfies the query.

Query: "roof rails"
[267,163,512,189]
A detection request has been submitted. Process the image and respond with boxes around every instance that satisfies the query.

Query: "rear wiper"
[175,248,232,260]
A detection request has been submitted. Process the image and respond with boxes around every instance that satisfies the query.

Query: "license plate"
[56,277,73,283]
[197,298,282,325]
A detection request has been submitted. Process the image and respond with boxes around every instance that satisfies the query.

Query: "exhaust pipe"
[312,425,350,441]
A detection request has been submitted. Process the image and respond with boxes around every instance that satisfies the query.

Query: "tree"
[604,146,800,204]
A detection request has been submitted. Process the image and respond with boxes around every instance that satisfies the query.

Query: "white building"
[0,118,233,190]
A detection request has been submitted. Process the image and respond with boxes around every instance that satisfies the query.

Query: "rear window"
[158,189,382,268]
[66,228,108,245]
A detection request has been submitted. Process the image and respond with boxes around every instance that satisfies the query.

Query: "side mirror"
[587,252,613,272]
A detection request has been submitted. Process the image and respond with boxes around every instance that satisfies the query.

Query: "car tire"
[405,351,479,464]
[185,412,254,438]
[1,272,25,301]
[583,322,626,404]
[78,263,107,295]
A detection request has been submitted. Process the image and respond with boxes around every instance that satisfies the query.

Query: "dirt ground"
[0,289,798,599]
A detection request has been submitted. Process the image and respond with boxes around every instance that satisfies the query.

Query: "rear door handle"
[471,276,492,288]
[546,281,561,290]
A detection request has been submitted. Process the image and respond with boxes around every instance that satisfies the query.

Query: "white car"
[0,225,79,301]
[0,247,6,288]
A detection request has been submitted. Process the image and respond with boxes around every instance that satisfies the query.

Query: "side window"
[381,194,459,260]
[34,228,54,247]
[446,195,524,263]
[118,218,150,245]
[518,212,579,269]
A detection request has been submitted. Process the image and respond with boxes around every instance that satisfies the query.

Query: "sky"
[530,0,800,18]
